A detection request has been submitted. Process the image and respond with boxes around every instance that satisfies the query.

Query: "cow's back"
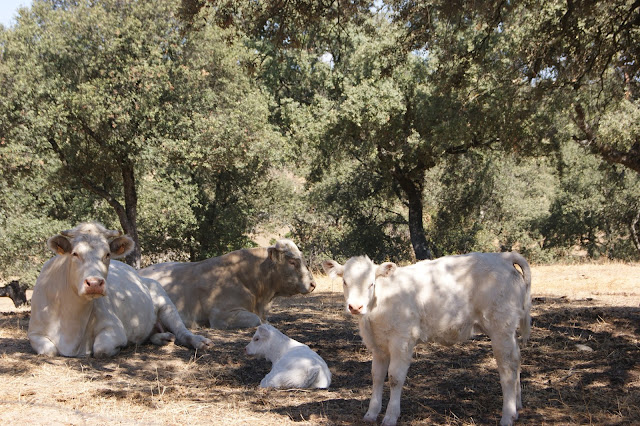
[139,248,269,326]
[373,252,527,346]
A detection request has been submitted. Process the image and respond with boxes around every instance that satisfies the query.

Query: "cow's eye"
[72,252,79,258]
[254,337,259,341]
[103,253,110,262]
[288,259,297,266]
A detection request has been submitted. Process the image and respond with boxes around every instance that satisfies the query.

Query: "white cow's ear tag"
[56,245,66,255]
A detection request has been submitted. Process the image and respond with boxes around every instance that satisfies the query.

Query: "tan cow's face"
[47,223,134,300]
[268,240,316,296]
[323,256,396,315]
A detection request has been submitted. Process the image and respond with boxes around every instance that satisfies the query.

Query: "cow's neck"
[255,259,278,302]
[52,260,95,355]
[367,287,379,313]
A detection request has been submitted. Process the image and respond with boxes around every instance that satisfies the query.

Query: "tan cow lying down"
[323,252,532,426]
[28,222,212,357]
[139,240,316,329]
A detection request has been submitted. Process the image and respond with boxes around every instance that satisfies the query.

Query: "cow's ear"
[48,235,72,255]
[322,260,344,278]
[268,246,283,263]
[257,324,271,338]
[375,262,397,278]
[109,235,135,259]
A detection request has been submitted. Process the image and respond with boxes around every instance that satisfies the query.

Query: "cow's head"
[47,222,134,300]
[323,256,396,315]
[268,239,316,296]
[245,323,278,358]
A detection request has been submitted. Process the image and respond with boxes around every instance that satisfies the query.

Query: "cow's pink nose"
[309,281,316,291]
[348,304,363,314]
[84,278,105,294]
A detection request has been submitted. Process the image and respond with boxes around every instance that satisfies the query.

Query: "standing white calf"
[245,324,331,389]
[323,252,531,426]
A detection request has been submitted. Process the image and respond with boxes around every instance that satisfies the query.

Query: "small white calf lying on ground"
[323,252,531,426]
[245,324,331,389]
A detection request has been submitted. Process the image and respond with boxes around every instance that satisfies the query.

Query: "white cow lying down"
[245,323,331,389]
[323,252,532,426]
[28,222,212,357]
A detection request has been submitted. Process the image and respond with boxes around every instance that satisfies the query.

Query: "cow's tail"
[509,252,532,346]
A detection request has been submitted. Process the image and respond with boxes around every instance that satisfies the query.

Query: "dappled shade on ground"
[0,291,639,424]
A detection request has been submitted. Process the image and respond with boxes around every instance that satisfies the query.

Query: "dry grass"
[532,262,640,306]
[1,263,639,425]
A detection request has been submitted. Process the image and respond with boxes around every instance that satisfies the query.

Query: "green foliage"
[542,142,640,260]
[1,0,639,284]
[292,159,413,265]
[0,0,288,278]
[137,174,200,263]
[427,150,558,263]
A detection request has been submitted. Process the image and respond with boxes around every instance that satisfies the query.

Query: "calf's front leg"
[364,351,390,422]
[381,343,413,426]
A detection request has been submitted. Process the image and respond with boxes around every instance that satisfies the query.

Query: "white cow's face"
[245,324,274,358]
[322,256,397,316]
[47,223,134,300]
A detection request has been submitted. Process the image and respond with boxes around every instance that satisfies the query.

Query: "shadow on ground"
[1,294,638,424]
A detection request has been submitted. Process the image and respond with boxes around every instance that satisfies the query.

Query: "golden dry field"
[0,262,638,425]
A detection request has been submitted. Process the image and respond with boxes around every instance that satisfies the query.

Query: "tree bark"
[120,161,141,269]
[393,169,433,260]
[631,204,640,255]
[407,188,433,260]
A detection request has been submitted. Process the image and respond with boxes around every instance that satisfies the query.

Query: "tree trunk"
[48,137,141,267]
[407,189,433,260]
[394,169,433,260]
[120,161,141,269]
[631,204,640,255]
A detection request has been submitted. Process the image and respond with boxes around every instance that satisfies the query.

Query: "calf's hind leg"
[490,331,522,426]
[147,280,212,350]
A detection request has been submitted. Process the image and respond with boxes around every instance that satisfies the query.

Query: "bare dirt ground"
[0,263,638,425]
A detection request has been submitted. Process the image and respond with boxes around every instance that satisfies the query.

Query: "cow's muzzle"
[83,277,106,296]
[348,303,364,315]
